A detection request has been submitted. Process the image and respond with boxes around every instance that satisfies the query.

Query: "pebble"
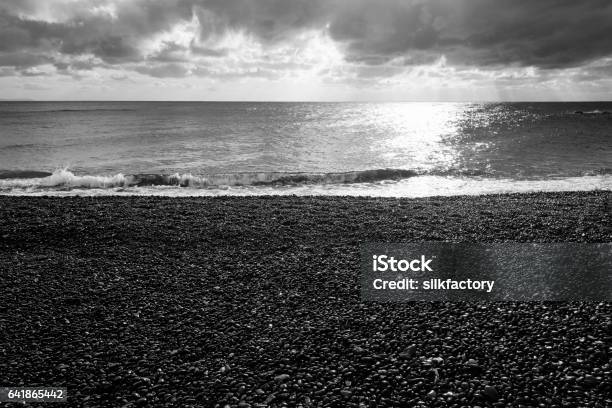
[482,385,499,401]
[1,192,609,407]
[274,374,290,382]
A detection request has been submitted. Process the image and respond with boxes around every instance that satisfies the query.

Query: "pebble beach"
[0,191,610,407]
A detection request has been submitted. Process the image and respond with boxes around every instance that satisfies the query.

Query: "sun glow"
[369,103,462,171]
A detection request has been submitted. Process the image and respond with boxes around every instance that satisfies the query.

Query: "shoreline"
[1,175,610,197]
[1,185,611,198]
[1,191,610,407]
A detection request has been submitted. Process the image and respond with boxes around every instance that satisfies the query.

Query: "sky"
[1,0,612,101]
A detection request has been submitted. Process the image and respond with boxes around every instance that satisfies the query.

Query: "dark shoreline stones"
[0,191,610,407]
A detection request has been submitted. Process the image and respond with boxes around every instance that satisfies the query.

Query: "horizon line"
[2,99,612,103]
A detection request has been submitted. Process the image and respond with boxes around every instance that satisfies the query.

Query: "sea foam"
[0,168,421,190]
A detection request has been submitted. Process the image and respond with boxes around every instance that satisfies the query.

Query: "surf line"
[423,278,494,293]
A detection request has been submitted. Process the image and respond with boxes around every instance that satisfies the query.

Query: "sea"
[0,101,610,197]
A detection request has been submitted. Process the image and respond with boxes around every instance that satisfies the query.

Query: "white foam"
[2,175,610,197]
[0,169,130,189]
[0,168,422,190]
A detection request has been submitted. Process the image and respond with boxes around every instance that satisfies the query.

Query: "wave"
[0,170,53,179]
[584,167,612,175]
[1,168,611,192]
[0,108,135,114]
[0,168,420,190]
[573,110,611,115]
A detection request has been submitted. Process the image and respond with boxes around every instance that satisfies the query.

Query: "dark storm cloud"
[187,0,612,69]
[325,0,612,68]
[193,0,329,42]
[0,11,66,52]
[0,0,193,64]
[0,51,50,67]
[0,0,612,79]
[0,10,138,63]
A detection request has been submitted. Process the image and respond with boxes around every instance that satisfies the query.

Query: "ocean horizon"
[1,101,611,197]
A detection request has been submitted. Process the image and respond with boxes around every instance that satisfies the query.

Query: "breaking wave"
[1,168,610,194]
[0,168,422,190]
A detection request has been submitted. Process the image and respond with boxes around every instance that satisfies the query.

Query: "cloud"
[0,51,51,67]
[0,11,67,52]
[20,67,49,76]
[192,0,329,43]
[0,0,192,62]
[110,73,128,81]
[0,0,611,87]
[325,0,612,69]
[150,41,190,62]
[0,67,17,76]
[134,63,191,78]
[190,42,228,58]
